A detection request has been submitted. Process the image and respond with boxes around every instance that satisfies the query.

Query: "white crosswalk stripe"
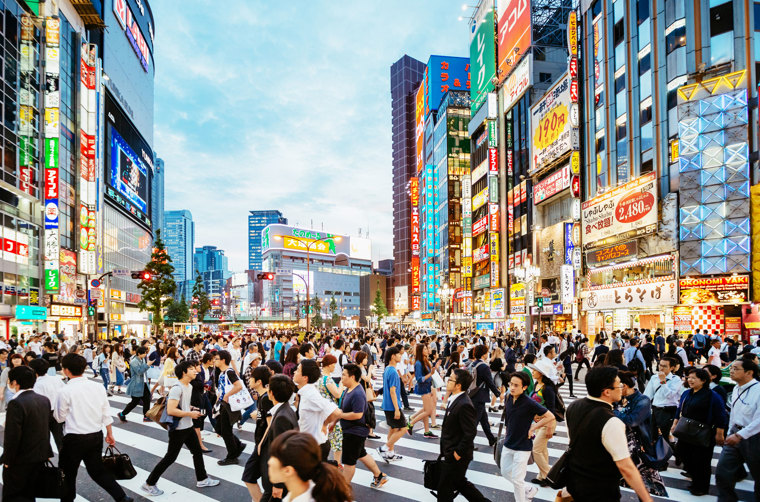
[0,371,750,501]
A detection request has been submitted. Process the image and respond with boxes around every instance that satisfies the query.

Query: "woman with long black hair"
[267,430,352,502]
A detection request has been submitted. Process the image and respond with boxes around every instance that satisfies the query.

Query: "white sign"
[394,286,409,311]
[89,289,102,299]
[560,265,574,304]
[581,172,658,248]
[533,165,571,204]
[501,54,532,112]
[530,72,579,173]
[471,159,488,183]
[112,269,130,277]
[276,268,293,276]
[491,288,505,318]
[581,280,678,310]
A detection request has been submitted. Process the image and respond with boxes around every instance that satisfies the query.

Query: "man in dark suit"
[257,374,298,502]
[437,368,490,502]
[470,345,500,447]
[2,365,53,501]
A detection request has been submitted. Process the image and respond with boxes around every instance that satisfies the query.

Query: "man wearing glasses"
[716,358,760,501]
[564,366,653,502]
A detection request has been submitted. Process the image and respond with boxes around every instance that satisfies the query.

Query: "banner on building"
[530,72,579,173]
[582,280,678,310]
[510,282,526,314]
[679,275,749,305]
[497,0,531,84]
[470,0,496,114]
[44,17,61,291]
[533,165,570,204]
[501,54,532,112]
[586,241,637,266]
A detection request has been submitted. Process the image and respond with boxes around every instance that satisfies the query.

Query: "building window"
[666,26,686,53]
[539,72,552,83]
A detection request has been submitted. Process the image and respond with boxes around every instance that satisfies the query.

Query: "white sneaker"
[141,483,164,496]
[525,485,538,500]
[197,477,220,488]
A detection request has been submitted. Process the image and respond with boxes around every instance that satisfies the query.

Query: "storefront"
[533,303,574,333]
[47,304,84,338]
[12,305,47,338]
[675,275,750,340]
[581,254,678,334]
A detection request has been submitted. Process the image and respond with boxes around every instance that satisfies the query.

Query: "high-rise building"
[164,210,195,301]
[390,55,426,315]
[248,210,287,270]
[194,245,230,300]
[152,158,165,238]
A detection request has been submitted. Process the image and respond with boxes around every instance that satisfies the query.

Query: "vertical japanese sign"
[79,43,98,274]
[415,82,425,174]
[470,1,496,114]
[44,16,61,292]
[497,0,531,83]
[19,14,37,197]
[410,176,420,309]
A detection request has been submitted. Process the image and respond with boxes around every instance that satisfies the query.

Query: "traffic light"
[536,297,544,308]
[256,272,275,280]
[131,270,152,280]
[87,298,97,317]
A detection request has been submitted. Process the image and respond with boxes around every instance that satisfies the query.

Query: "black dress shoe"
[119,497,134,502]
[530,478,548,486]
[217,457,238,466]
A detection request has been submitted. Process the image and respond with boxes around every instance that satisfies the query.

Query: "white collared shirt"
[297,383,338,444]
[270,401,284,417]
[447,391,464,409]
[643,373,682,408]
[283,481,315,502]
[729,380,760,439]
[33,374,65,411]
[54,376,113,435]
[10,388,29,400]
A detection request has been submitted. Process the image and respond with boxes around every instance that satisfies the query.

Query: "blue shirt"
[624,346,646,367]
[340,385,368,437]
[414,360,433,395]
[693,333,707,349]
[381,365,402,412]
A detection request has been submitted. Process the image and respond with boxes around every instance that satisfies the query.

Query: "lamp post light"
[514,261,540,343]
[437,285,453,334]
[273,234,342,333]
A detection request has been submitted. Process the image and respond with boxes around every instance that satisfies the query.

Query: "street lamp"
[514,261,541,342]
[273,234,342,333]
[437,286,453,334]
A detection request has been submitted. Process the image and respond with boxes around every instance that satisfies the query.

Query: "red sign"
[489,203,499,232]
[570,80,579,102]
[18,167,34,196]
[410,206,420,256]
[473,215,488,236]
[569,57,578,79]
[45,169,59,199]
[410,177,419,207]
[411,296,421,310]
[533,166,570,204]
[616,191,655,223]
[497,0,532,84]
[411,256,420,294]
[571,175,580,197]
[488,148,498,173]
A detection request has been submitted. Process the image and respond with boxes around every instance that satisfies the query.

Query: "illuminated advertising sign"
[50,304,83,318]
[497,0,531,83]
[472,187,489,211]
[679,275,750,305]
[510,283,526,314]
[411,256,421,295]
[283,237,336,255]
[567,12,578,56]
[470,1,496,114]
[411,295,421,311]
[491,288,505,318]
[473,215,488,236]
[533,165,570,204]
[415,82,425,173]
[490,232,499,287]
[501,53,532,112]
[587,241,637,266]
[474,243,489,263]
[581,172,658,248]
[488,120,498,147]
[78,44,99,275]
[411,206,420,256]
[488,147,498,173]
[2,226,29,265]
[425,55,470,116]
[410,177,419,207]
[560,264,574,304]
[471,159,488,183]
[462,256,473,277]
[530,73,579,173]
[113,0,151,72]
[583,280,678,310]
[44,17,60,292]
[52,250,77,304]
[489,203,499,232]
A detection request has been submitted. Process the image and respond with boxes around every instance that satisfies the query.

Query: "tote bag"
[223,370,254,412]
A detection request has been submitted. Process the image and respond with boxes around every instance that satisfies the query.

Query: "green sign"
[45,137,59,169]
[487,120,498,147]
[19,136,34,166]
[45,269,59,292]
[15,305,47,321]
[469,5,496,114]
[488,175,499,203]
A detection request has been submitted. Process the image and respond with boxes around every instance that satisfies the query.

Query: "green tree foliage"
[329,296,338,327]
[191,270,211,321]
[137,229,176,330]
[312,294,323,328]
[164,297,190,325]
[372,287,388,323]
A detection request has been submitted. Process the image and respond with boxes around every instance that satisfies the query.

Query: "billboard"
[530,73,579,173]
[533,165,570,204]
[497,0,531,83]
[679,275,749,305]
[470,1,496,114]
[538,222,564,278]
[582,280,678,310]
[415,82,425,174]
[501,53,532,112]
[44,16,61,291]
[394,286,409,311]
[262,225,351,256]
[581,172,658,249]
[510,282,526,314]
[425,55,470,116]
[53,250,78,304]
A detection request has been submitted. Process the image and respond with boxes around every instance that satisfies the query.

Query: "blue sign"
[552,304,564,315]
[476,322,494,331]
[15,305,47,321]
[564,222,574,265]
[425,55,470,116]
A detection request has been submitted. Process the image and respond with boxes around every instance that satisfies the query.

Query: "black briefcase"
[102,445,137,480]
[423,455,444,490]
[35,460,65,498]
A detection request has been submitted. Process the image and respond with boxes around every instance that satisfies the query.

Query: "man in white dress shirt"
[55,353,132,502]
[29,358,64,449]
[716,358,760,501]
[643,356,682,459]
[293,359,341,460]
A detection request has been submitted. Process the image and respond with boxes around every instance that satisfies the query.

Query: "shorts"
[342,433,368,466]
[241,448,261,483]
[384,409,406,429]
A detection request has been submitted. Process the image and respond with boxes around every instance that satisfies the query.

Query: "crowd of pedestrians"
[0,325,759,501]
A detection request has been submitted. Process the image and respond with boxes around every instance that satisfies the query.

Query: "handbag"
[35,460,65,498]
[146,396,166,424]
[102,446,137,480]
[431,370,445,389]
[423,454,444,491]
[545,449,570,489]
[222,369,254,412]
[640,436,673,470]
[493,406,508,468]
[672,416,712,447]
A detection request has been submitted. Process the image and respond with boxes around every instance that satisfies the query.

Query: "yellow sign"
[570,150,580,174]
[534,104,569,151]
[462,256,472,277]
[472,187,489,211]
[50,304,82,317]
[283,236,335,254]
[670,139,679,162]
[752,184,760,301]
[110,289,123,300]
[567,12,578,56]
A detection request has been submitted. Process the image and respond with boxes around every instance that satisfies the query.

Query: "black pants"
[574,358,590,379]
[2,462,42,501]
[567,478,621,502]
[217,406,243,460]
[49,411,63,450]
[59,432,126,502]
[320,440,331,461]
[678,440,713,493]
[473,401,495,444]
[147,427,207,485]
[122,384,150,417]
[651,406,676,455]
[436,457,490,502]
[716,433,760,502]
[400,384,410,408]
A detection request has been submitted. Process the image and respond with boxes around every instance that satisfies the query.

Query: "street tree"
[164,297,190,325]
[329,295,338,327]
[312,294,323,328]
[137,229,176,332]
[191,271,211,321]
[372,287,388,324]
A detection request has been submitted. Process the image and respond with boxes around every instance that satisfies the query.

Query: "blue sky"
[154,1,470,270]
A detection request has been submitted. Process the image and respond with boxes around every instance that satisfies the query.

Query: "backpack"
[628,348,645,376]
[467,361,486,398]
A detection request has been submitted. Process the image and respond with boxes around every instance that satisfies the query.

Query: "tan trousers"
[532,426,551,479]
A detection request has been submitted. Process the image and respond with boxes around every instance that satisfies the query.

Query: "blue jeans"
[238,402,257,426]
[100,368,110,390]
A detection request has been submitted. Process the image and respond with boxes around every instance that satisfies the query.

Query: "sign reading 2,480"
[533,104,568,151]
[615,191,655,223]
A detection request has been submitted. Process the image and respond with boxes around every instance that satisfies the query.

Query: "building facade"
[164,209,194,301]
[151,156,164,237]
[193,245,230,303]
[248,209,287,270]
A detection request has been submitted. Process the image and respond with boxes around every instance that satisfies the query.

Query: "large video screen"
[110,128,148,213]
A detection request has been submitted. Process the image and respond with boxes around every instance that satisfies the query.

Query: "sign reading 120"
[113,0,151,72]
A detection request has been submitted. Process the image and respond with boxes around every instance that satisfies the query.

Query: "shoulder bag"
[672,391,715,448]
[546,405,607,489]
[102,445,137,480]
[493,405,509,468]
[35,460,65,498]
[224,369,255,412]
[423,453,444,492]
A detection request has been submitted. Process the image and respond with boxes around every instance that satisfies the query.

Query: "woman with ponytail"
[268,430,352,502]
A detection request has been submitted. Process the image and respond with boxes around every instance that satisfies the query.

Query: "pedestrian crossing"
[0,371,752,501]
